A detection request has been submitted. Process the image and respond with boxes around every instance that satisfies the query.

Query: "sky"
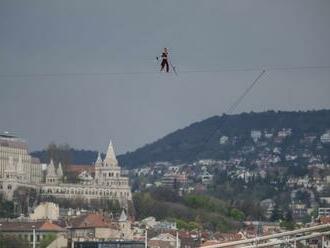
[0,0,330,154]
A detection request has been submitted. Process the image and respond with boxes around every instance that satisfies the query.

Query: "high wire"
[195,69,266,158]
[0,65,329,78]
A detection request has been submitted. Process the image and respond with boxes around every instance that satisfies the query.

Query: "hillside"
[31,110,330,168]
[118,110,330,168]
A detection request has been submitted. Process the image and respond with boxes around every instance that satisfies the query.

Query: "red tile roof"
[320,216,330,224]
[69,213,117,229]
[40,221,65,231]
[0,220,64,232]
[67,165,95,175]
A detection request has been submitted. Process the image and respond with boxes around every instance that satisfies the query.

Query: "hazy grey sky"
[1,0,330,154]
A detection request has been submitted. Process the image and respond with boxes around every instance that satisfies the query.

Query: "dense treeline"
[31,146,100,165]
[133,187,244,232]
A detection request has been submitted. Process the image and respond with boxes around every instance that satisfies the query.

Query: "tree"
[13,187,37,216]
[40,233,56,248]
[0,234,29,248]
[271,205,283,222]
[0,195,16,218]
[46,143,73,182]
[280,210,295,230]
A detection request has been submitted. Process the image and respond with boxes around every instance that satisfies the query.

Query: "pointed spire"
[95,152,102,167]
[119,209,127,222]
[47,159,57,177]
[104,140,118,167]
[56,162,63,178]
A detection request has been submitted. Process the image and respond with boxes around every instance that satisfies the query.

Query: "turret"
[95,152,103,167]
[104,140,118,167]
[94,140,122,185]
[56,162,63,181]
[46,159,58,184]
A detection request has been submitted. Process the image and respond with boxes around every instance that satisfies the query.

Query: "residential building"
[0,220,66,248]
[321,130,330,144]
[149,233,180,248]
[29,202,60,221]
[251,130,262,142]
[161,173,187,188]
[318,208,330,218]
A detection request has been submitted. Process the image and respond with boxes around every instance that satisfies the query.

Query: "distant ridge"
[117,109,330,168]
[31,149,102,165]
[31,110,330,168]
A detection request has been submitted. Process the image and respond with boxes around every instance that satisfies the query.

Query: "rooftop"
[0,132,27,149]
[0,220,65,232]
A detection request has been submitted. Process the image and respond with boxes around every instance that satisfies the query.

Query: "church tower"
[118,209,132,240]
[56,162,63,182]
[94,140,121,185]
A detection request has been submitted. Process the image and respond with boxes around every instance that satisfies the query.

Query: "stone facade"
[0,133,43,200]
[0,133,43,184]
[29,202,60,220]
[40,141,132,208]
[68,211,133,242]
[0,134,132,209]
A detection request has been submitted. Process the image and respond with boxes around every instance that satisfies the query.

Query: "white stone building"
[0,133,43,184]
[321,130,330,144]
[0,134,132,209]
[29,202,60,220]
[219,135,229,145]
[40,141,132,208]
[251,130,262,142]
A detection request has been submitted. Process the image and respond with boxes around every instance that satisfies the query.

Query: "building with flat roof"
[0,133,43,185]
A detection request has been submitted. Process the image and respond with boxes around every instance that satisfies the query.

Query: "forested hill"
[31,110,330,168]
[117,110,330,168]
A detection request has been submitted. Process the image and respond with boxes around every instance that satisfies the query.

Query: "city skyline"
[1,0,330,153]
